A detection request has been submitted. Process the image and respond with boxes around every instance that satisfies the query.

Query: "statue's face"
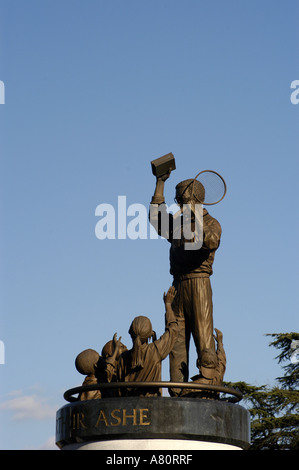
[175,186,192,207]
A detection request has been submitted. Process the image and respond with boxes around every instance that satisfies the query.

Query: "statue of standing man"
[149,154,222,396]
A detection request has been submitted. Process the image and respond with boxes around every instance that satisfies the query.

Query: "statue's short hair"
[101,339,127,358]
[101,340,114,358]
[75,348,99,375]
[175,179,205,204]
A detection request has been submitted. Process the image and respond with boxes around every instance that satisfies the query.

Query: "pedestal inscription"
[56,396,250,450]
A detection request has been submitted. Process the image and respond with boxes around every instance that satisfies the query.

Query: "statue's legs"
[168,316,190,396]
[188,277,215,355]
[169,277,215,396]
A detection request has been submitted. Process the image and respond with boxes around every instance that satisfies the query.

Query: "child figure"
[113,286,178,397]
[99,335,127,397]
[182,328,226,399]
[75,348,102,401]
[75,336,127,400]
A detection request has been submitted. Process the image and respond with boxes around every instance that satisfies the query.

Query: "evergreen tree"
[225,332,299,450]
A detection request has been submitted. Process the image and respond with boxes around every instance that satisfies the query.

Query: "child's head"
[101,339,127,359]
[75,348,100,376]
[128,316,157,369]
[128,316,156,344]
[198,348,218,379]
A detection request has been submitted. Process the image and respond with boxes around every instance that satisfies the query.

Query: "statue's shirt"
[149,204,222,278]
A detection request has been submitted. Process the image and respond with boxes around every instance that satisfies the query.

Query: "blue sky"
[0,0,298,450]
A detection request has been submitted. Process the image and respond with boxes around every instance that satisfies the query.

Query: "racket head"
[191,170,227,205]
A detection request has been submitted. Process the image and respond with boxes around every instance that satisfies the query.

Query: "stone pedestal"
[56,396,250,450]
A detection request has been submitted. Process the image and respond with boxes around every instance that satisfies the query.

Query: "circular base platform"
[56,396,250,450]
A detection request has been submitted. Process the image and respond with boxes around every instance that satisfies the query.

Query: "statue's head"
[128,316,157,369]
[75,348,100,376]
[198,348,218,379]
[101,339,127,358]
[175,179,205,207]
[128,316,156,344]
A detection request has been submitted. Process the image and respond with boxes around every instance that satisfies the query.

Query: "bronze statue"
[75,337,127,400]
[74,287,178,399]
[75,348,102,400]
[181,328,226,398]
[112,286,178,397]
[73,155,226,402]
[149,158,222,396]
